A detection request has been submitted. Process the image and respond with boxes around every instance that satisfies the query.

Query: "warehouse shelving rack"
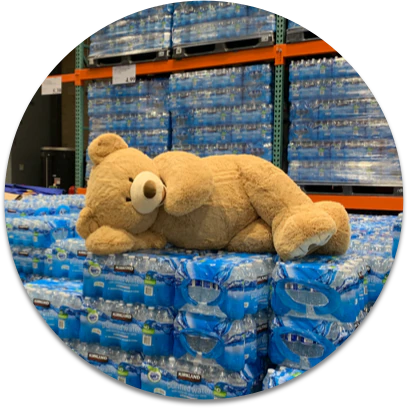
[48,16,402,212]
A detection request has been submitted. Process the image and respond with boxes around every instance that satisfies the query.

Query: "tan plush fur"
[77,133,351,260]
[314,201,351,255]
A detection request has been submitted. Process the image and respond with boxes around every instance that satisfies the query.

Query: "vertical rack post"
[273,15,286,168]
[75,43,85,188]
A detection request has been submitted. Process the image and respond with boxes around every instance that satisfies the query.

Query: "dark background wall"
[10,87,61,186]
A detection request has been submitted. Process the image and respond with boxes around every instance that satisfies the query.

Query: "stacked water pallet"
[9,198,400,396]
[170,64,274,159]
[287,57,401,186]
[265,214,398,383]
[88,4,174,66]
[5,195,86,281]
[86,77,170,179]
[172,2,275,58]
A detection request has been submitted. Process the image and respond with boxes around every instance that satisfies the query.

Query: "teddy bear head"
[76,133,214,239]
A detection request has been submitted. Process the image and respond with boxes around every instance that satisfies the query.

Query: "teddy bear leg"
[227,219,275,253]
[240,160,337,260]
[86,226,137,255]
[313,201,351,255]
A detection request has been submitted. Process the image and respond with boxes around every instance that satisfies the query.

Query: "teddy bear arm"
[154,152,214,216]
[85,226,136,255]
[130,230,167,251]
[76,207,99,239]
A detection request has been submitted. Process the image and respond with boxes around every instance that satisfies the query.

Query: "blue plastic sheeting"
[5,184,65,196]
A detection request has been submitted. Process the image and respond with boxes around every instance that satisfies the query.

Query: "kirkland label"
[88,353,108,364]
[111,312,132,323]
[177,372,202,383]
[33,299,51,308]
[114,265,134,274]
[257,275,269,285]
[19,250,30,256]
[77,250,88,258]
[18,226,29,230]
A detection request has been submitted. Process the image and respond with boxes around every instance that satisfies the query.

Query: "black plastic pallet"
[88,49,171,68]
[173,34,275,59]
[286,27,320,44]
[298,183,403,197]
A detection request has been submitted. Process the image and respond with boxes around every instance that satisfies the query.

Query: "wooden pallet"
[173,34,274,59]
[88,48,171,67]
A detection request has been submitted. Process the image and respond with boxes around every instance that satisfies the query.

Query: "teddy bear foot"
[314,201,351,255]
[287,230,333,260]
[273,207,337,261]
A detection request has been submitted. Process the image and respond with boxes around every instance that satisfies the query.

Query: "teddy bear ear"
[88,133,128,165]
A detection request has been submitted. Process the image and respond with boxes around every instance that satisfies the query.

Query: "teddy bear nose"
[143,181,157,199]
[130,171,166,215]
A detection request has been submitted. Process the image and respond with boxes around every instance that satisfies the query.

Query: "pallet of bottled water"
[51,238,89,280]
[289,58,358,81]
[26,279,84,339]
[142,354,265,398]
[4,194,85,217]
[286,20,320,43]
[88,4,174,65]
[392,214,402,258]
[80,299,175,356]
[262,366,305,389]
[290,98,385,122]
[288,160,402,185]
[172,3,275,57]
[271,254,368,323]
[67,341,143,388]
[170,64,274,160]
[268,314,359,370]
[86,77,170,179]
[173,308,269,372]
[169,65,273,109]
[289,118,392,142]
[11,238,87,280]
[175,253,273,319]
[288,57,400,186]
[83,251,185,306]
[288,140,397,162]
[349,214,400,306]
[6,215,78,248]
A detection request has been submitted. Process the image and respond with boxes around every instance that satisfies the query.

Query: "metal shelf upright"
[272,15,286,168]
[75,43,85,188]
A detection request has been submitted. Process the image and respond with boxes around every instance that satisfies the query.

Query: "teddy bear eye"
[129,178,134,183]
[126,197,131,202]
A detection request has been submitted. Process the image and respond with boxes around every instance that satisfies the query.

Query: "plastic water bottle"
[243,314,257,363]
[165,357,176,376]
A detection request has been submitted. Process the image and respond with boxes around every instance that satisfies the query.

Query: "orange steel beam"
[284,40,337,60]
[47,73,76,83]
[75,47,276,84]
[50,41,337,83]
[309,194,403,212]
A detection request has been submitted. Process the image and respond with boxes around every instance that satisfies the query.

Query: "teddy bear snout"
[143,180,157,199]
[130,171,166,215]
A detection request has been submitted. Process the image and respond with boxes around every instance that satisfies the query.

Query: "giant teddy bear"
[77,133,350,260]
